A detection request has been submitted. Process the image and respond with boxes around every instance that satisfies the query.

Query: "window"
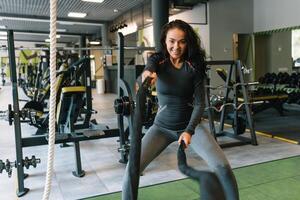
[291,29,300,67]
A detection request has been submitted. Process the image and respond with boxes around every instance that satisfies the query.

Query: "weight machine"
[0,30,120,197]
[113,33,156,163]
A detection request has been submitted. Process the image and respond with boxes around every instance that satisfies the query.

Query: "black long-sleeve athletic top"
[144,53,206,135]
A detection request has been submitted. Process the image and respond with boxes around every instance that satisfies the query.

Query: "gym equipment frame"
[205,60,258,148]
[3,30,119,197]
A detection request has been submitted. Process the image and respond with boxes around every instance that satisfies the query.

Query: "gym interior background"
[1,0,300,199]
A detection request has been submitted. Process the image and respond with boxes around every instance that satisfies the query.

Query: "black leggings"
[122,123,239,200]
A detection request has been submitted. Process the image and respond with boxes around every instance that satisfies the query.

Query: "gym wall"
[254,0,300,32]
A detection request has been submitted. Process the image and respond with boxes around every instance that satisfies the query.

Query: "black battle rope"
[122,77,152,200]
[177,141,226,200]
[123,76,226,200]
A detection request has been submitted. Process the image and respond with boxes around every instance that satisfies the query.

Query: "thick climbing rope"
[42,0,57,199]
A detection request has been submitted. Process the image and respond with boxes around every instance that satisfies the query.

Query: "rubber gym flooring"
[253,106,300,144]
[85,156,300,200]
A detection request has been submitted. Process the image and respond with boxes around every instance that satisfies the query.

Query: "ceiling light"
[113,9,119,13]
[58,21,75,25]
[57,29,67,32]
[89,41,100,45]
[58,21,102,26]
[0,31,7,35]
[0,36,7,40]
[145,18,153,22]
[0,16,102,26]
[68,12,87,18]
[15,32,80,38]
[82,0,104,3]
[45,38,50,42]
[48,35,61,38]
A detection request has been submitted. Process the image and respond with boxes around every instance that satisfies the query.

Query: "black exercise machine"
[0,30,119,197]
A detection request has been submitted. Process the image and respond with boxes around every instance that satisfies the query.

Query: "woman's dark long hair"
[160,19,207,76]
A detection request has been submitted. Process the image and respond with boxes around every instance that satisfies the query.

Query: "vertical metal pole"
[118,32,124,94]
[218,65,233,133]
[251,34,256,81]
[236,60,257,145]
[204,78,217,139]
[233,64,238,135]
[7,30,29,197]
[79,35,87,57]
[117,32,127,163]
[79,35,92,127]
[83,57,92,127]
[72,142,85,177]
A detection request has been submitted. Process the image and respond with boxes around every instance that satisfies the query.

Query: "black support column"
[7,30,29,197]
[152,0,169,51]
[80,35,87,57]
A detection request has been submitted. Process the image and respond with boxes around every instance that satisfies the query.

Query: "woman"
[123,19,239,200]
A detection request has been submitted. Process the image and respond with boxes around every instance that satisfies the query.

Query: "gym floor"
[1,85,300,200]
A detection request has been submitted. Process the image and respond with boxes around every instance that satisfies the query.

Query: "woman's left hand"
[178,132,192,149]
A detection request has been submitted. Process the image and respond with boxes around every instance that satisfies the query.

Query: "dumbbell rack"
[205,60,258,148]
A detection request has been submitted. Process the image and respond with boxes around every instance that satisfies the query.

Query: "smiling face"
[165,28,187,62]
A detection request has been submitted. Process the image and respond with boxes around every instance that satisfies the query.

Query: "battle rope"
[122,77,152,200]
[42,0,57,199]
[123,76,226,200]
[177,142,225,200]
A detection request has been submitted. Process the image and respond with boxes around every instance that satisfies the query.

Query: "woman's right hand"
[142,70,157,85]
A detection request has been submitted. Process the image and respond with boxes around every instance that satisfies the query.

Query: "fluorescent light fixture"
[113,9,119,13]
[68,12,87,18]
[48,35,61,38]
[58,21,75,25]
[58,20,102,26]
[1,17,48,23]
[0,31,7,35]
[15,32,80,38]
[0,16,102,26]
[82,0,104,3]
[89,41,100,45]
[145,18,153,22]
[57,29,67,32]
